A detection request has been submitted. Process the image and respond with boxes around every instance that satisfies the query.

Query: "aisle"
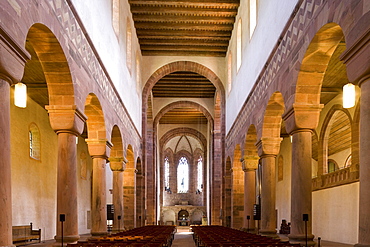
[171,226,196,247]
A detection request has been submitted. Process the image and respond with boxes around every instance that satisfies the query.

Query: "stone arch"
[319,105,352,174]
[25,23,75,107]
[223,156,232,227]
[244,125,258,157]
[295,23,344,106]
[143,61,224,100]
[124,144,136,229]
[154,101,213,126]
[162,210,176,225]
[232,144,244,229]
[110,125,124,160]
[261,92,285,141]
[159,127,207,152]
[84,94,106,142]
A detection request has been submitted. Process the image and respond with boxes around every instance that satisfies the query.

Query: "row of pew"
[66,225,176,247]
[192,226,301,247]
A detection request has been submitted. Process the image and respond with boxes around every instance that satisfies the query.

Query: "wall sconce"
[343,83,355,108]
[14,82,27,108]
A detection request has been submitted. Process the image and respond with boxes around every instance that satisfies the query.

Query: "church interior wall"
[10,94,58,241]
[226,0,299,133]
[71,0,143,132]
[158,124,209,141]
[275,137,292,229]
[312,182,359,245]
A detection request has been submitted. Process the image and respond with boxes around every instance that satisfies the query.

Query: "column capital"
[0,74,13,86]
[241,156,259,171]
[86,139,113,158]
[256,137,282,157]
[283,104,323,134]
[46,105,87,135]
[109,157,127,171]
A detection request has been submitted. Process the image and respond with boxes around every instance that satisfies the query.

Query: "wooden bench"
[12,223,41,245]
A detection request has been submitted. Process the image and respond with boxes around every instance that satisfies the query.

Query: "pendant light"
[14,82,27,108]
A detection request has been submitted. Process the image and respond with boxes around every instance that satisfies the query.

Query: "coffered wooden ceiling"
[128,0,240,56]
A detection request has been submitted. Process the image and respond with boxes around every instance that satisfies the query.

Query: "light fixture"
[343,83,355,108]
[14,82,27,108]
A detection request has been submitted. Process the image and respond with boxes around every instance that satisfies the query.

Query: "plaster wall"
[153,98,215,119]
[275,137,292,227]
[226,0,299,133]
[312,183,359,244]
[11,95,58,241]
[10,93,94,239]
[71,0,142,132]
[76,137,93,234]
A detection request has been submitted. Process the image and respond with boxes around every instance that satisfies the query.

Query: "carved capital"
[109,157,126,172]
[241,156,259,171]
[256,137,282,157]
[283,103,323,134]
[46,105,87,135]
[86,138,113,158]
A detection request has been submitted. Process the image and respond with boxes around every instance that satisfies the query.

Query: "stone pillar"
[46,105,86,244]
[0,78,13,247]
[257,137,281,238]
[124,167,137,230]
[241,156,258,232]
[356,75,370,247]
[109,158,126,232]
[283,104,322,246]
[86,139,112,236]
[288,130,315,245]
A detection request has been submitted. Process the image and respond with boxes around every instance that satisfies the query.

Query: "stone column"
[283,104,322,246]
[241,156,258,232]
[109,158,126,232]
[46,105,86,245]
[288,130,315,245]
[356,75,370,247]
[124,167,137,229]
[86,139,112,236]
[0,78,13,247]
[257,137,281,238]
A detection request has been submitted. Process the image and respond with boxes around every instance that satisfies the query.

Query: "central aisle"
[171,226,196,247]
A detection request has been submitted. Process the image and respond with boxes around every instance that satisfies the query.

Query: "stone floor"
[22,227,354,247]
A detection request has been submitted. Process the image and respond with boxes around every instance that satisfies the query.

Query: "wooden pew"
[12,223,41,245]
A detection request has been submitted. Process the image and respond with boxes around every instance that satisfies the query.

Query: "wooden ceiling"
[152,71,215,98]
[128,0,240,56]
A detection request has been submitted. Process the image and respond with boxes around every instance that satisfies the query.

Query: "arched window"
[112,0,119,37]
[236,18,242,71]
[29,123,41,160]
[136,51,141,95]
[177,157,189,193]
[249,0,257,39]
[197,156,203,192]
[328,159,339,173]
[227,52,232,94]
[126,19,132,73]
[164,157,170,191]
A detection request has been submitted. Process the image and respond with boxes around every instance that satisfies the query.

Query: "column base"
[288,233,315,246]
[54,235,79,246]
[259,229,279,239]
